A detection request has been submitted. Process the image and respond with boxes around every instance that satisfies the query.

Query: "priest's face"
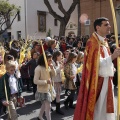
[97,21,111,37]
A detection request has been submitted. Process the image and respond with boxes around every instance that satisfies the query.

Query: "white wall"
[8,0,78,39]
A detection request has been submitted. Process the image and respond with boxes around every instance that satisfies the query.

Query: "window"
[37,11,46,32]
[54,19,58,26]
[17,11,21,21]
[7,32,11,40]
[17,31,21,39]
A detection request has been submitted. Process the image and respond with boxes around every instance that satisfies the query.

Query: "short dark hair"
[37,52,52,67]
[66,52,78,64]
[33,41,39,48]
[6,55,14,61]
[33,52,40,56]
[94,17,109,31]
[9,48,19,59]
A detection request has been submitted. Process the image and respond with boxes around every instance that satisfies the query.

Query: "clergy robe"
[74,32,115,120]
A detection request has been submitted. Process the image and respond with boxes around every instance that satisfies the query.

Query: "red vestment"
[74,33,114,120]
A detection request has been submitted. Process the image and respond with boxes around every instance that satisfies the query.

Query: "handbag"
[17,96,25,107]
[49,84,56,101]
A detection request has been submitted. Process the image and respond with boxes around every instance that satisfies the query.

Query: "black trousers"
[65,89,76,101]
[22,78,31,90]
[30,76,37,94]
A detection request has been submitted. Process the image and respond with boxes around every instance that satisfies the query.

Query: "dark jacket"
[20,61,30,79]
[25,59,38,76]
[0,73,22,102]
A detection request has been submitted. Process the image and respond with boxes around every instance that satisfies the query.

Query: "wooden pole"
[40,40,48,70]
[109,0,120,119]
[4,79,11,119]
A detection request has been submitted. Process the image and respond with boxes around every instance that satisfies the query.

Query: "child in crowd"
[9,49,23,90]
[52,51,64,115]
[64,52,78,109]
[20,56,31,91]
[63,50,70,65]
[34,52,56,120]
[76,51,84,94]
[0,60,22,120]
[24,52,40,95]
[5,54,23,90]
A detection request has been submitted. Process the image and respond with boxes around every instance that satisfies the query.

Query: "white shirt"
[94,33,115,120]
[9,75,18,94]
[72,63,77,83]
[95,32,114,77]
[52,61,62,82]
[15,60,21,78]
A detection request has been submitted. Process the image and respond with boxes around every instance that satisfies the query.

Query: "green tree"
[44,0,79,37]
[0,0,20,35]
[46,28,52,37]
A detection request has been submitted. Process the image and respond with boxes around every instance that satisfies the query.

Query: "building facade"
[80,0,120,36]
[7,0,78,40]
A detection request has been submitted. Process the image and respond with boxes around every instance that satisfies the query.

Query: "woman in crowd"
[47,39,57,55]
[52,50,64,115]
[64,52,78,109]
[34,52,56,120]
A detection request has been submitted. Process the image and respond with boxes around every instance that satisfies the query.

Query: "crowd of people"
[0,17,120,120]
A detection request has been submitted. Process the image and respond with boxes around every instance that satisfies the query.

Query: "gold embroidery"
[99,40,108,47]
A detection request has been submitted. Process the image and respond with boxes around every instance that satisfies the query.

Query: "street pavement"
[1,87,118,120]
[1,89,75,120]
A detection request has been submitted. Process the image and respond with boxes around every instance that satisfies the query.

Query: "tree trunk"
[43,0,78,37]
[77,0,81,36]
[59,21,66,37]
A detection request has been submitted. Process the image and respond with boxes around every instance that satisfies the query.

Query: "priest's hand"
[111,47,120,60]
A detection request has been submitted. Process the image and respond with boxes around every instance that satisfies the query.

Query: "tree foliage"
[46,28,52,37]
[44,0,79,37]
[0,0,20,35]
